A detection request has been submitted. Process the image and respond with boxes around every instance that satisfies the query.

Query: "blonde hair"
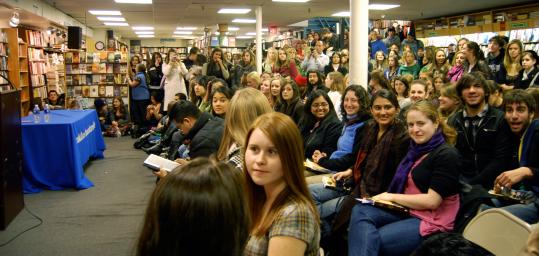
[503,39,523,71]
[243,112,318,236]
[216,88,273,161]
[406,100,457,145]
[246,71,261,88]
[328,71,345,94]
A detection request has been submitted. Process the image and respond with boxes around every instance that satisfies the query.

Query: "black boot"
[142,144,163,155]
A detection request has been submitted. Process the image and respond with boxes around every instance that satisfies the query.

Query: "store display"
[64,50,129,110]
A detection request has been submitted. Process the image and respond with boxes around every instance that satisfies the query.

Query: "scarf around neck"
[387,130,445,194]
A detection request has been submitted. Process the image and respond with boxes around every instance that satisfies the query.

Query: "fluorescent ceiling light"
[236,36,253,39]
[172,35,195,38]
[272,0,310,2]
[262,28,268,32]
[104,22,129,26]
[228,27,240,31]
[89,10,122,16]
[232,19,256,23]
[137,35,154,38]
[218,8,251,14]
[132,26,154,30]
[246,32,266,36]
[332,11,350,17]
[176,27,197,30]
[369,4,400,10]
[115,0,152,4]
[97,16,126,21]
[135,31,154,35]
[174,31,193,35]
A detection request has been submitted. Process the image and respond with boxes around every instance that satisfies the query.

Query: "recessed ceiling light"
[272,0,310,2]
[104,22,129,26]
[138,35,154,38]
[132,26,154,30]
[228,27,240,31]
[332,11,350,17]
[176,27,197,30]
[236,36,254,39]
[232,19,256,24]
[218,8,251,14]
[114,0,152,4]
[135,31,154,35]
[89,10,122,16]
[174,31,193,35]
[97,17,126,21]
[369,4,400,10]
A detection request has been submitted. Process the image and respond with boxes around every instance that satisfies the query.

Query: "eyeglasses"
[312,103,329,108]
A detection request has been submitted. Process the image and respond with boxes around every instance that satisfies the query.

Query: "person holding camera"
[301,40,329,73]
[163,50,188,113]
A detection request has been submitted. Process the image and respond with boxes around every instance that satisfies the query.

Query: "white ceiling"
[5,0,536,39]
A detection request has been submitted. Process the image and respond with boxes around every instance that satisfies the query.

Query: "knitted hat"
[94,98,106,110]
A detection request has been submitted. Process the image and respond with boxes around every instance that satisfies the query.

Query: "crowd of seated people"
[126,30,539,255]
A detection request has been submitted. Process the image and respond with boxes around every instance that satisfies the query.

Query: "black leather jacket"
[448,106,514,189]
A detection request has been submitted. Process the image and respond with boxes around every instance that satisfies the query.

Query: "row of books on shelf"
[0,56,7,71]
[66,74,127,85]
[65,51,128,64]
[30,62,47,75]
[30,74,46,87]
[66,63,128,74]
[70,97,129,110]
[0,31,7,43]
[509,28,539,43]
[0,43,7,56]
[0,71,9,85]
[67,85,129,98]
[28,48,45,61]
[32,85,47,99]
[27,30,45,47]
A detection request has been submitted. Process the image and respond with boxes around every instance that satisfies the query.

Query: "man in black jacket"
[486,36,506,84]
[494,89,539,224]
[167,100,224,163]
[448,72,513,189]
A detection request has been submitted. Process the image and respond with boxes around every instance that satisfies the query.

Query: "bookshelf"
[18,29,48,108]
[44,48,66,95]
[0,30,9,92]
[64,50,129,110]
[3,28,30,116]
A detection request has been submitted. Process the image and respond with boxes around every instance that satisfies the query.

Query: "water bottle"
[33,104,40,123]
[44,104,51,123]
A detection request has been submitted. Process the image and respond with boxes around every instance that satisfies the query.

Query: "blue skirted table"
[21,110,106,193]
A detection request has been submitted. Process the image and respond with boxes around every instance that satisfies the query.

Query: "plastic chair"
[463,208,532,255]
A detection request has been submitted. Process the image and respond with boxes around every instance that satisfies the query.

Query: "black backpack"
[454,183,494,233]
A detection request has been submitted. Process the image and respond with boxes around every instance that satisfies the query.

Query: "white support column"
[349,0,369,89]
[256,6,263,74]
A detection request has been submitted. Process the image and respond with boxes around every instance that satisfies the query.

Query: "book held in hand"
[322,176,352,193]
[356,197,409,213]
[488,189,535,205]
[304,159,332,174]
[143,154,180,172]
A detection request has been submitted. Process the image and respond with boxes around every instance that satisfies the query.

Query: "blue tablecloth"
[21,110,106,193]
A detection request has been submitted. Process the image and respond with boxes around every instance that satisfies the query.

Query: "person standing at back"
[162,50,188,112]
[448,72,513,188]
[127,63,151,136]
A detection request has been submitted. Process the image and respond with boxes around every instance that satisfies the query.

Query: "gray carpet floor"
[0,136,156,256]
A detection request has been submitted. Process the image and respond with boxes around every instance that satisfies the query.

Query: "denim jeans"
[501,200,539,224]
[348,204,422,256]
[309,183,347,238]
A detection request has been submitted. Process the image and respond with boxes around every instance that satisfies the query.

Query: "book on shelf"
[99,63,106,73]
[105,86,114,97]
[106,64,113,73]
[74,86,82,95]
[114,52,121,63]
[113,63,121,73]
[86,74,93,85]
[99,52,107,62]
[92,74,100,85]
[121,86,128,96]
[82,85,90,97]
[86,53,94,64]
[98,85,106,97]
[92,63,99,73]
[89,85,98,97]
[113,86,121,97]
[65,52,73,63]
[67,86,75,97]
[107,52,115,63]
[106,74,115,84]
[72,75,80,85]
[73,52,80,63]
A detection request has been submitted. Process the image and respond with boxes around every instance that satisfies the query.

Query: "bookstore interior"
[0,0,539,255]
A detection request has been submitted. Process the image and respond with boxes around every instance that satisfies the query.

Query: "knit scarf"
[448,65,464,82]
[387,130,445,194]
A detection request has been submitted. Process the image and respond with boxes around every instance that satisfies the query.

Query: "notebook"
[143,154,180,172]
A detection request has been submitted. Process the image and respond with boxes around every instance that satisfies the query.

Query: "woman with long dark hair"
[203,48,230,81]
[348,100,460,256]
